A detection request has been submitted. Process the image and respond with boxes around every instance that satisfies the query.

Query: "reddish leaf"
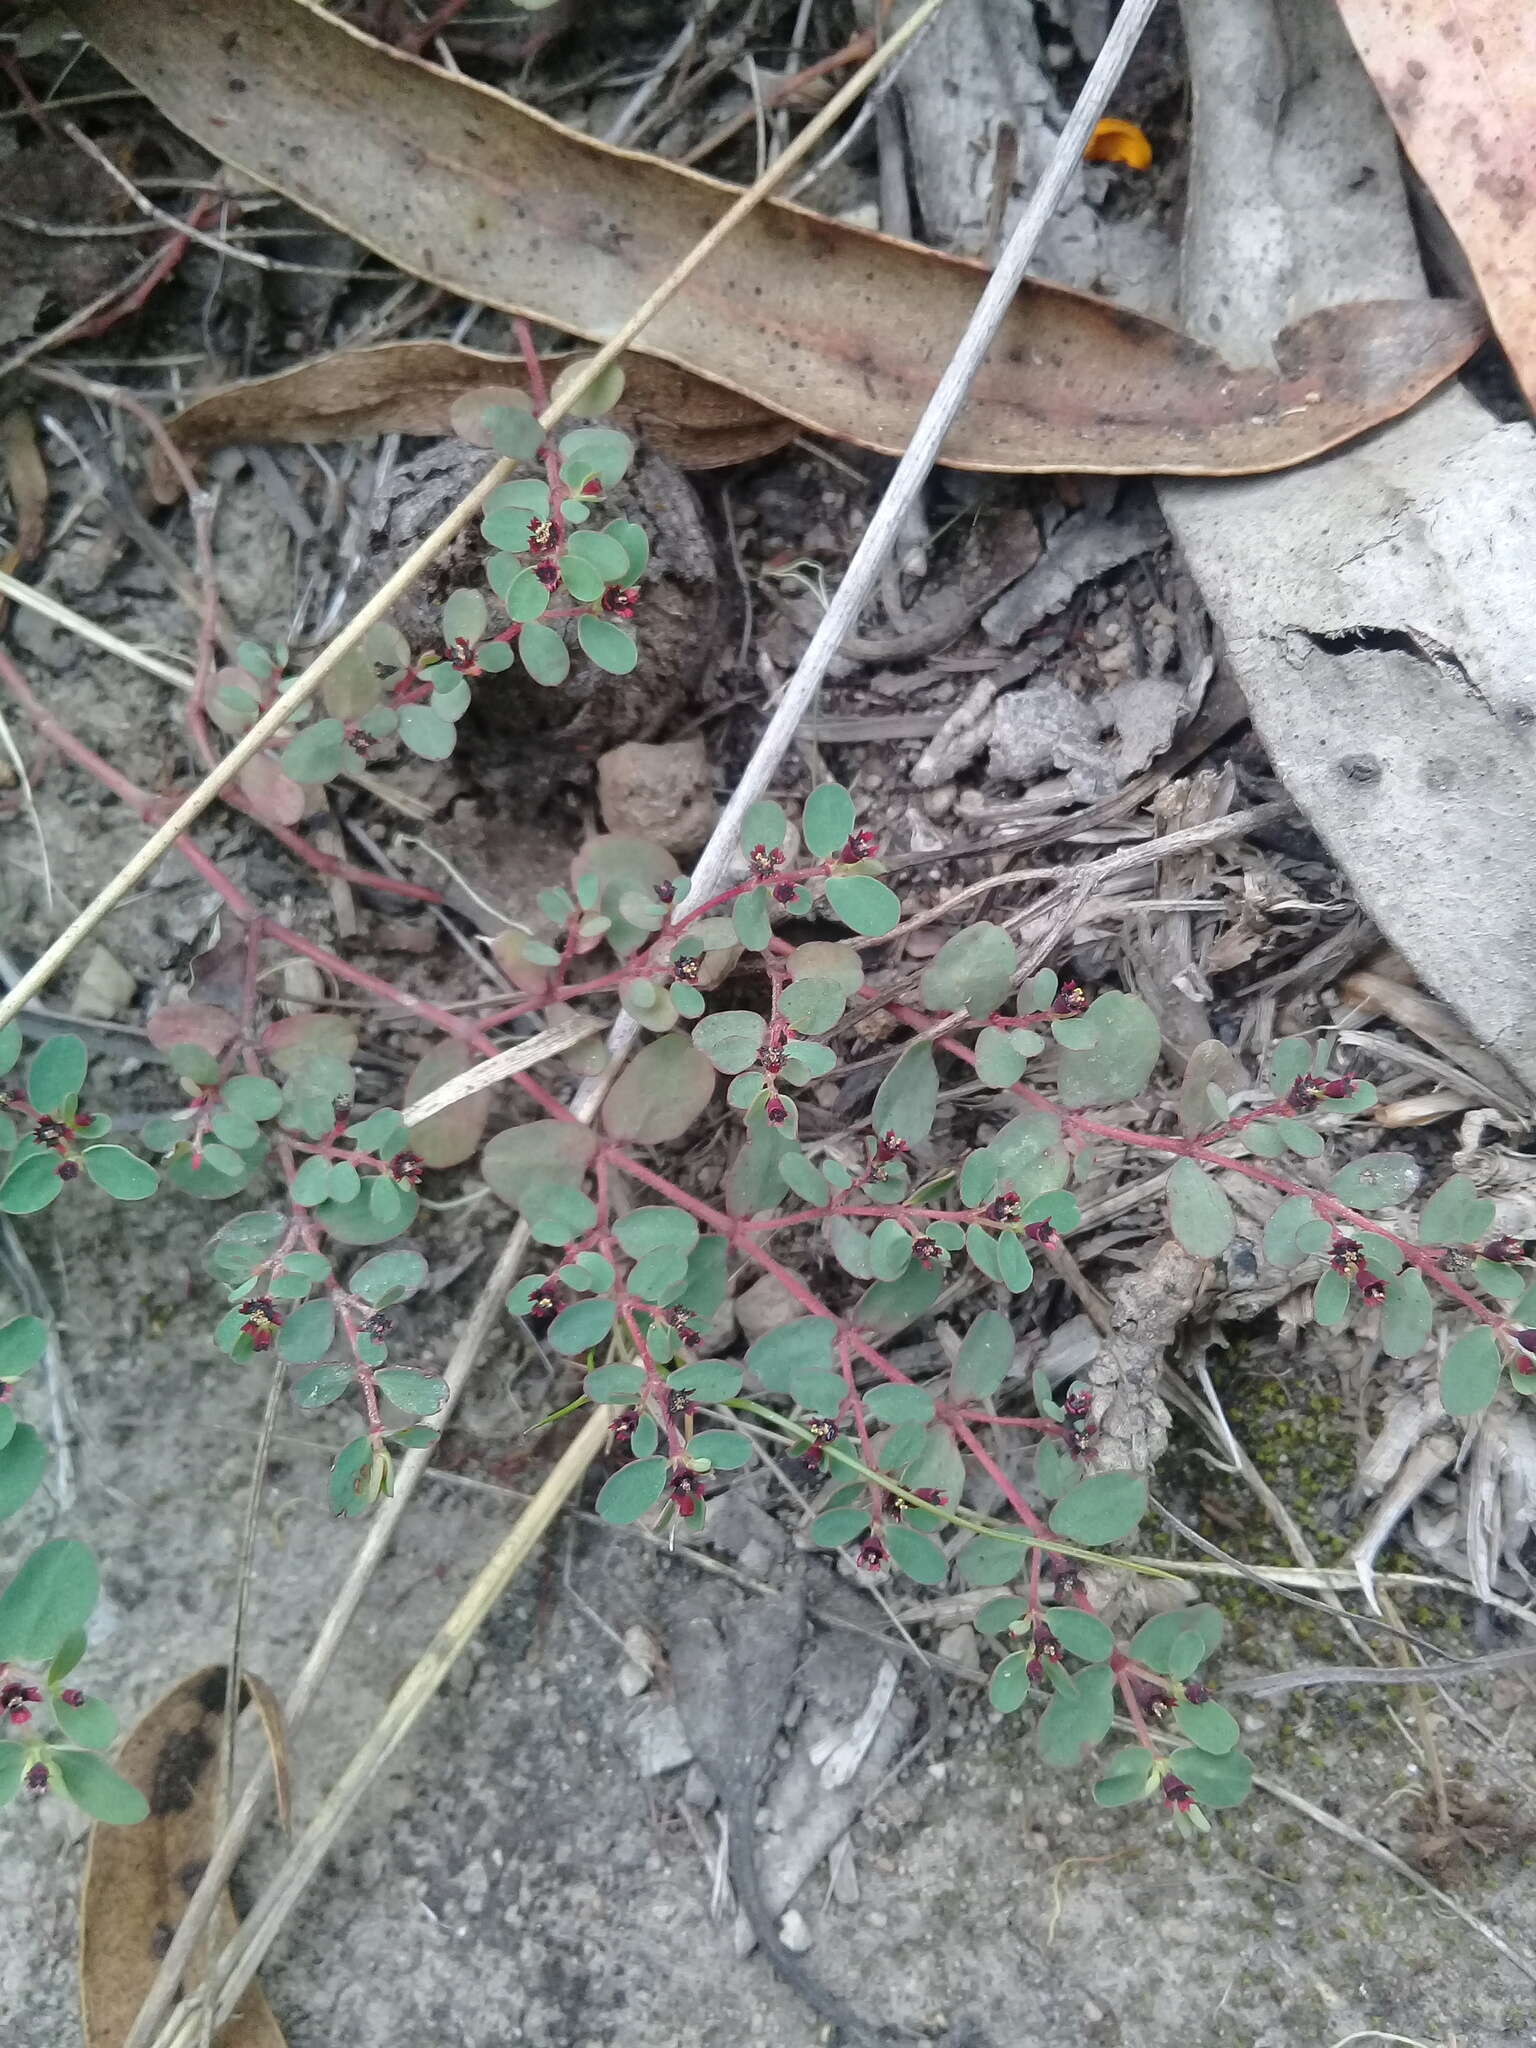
[146,1002,238,1058]
[238,751,306,828]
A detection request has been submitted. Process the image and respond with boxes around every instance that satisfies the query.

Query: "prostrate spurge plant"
[2,391,1529,1842]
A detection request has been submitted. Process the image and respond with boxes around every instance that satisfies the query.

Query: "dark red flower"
[601,584,640,620]
[667,1463,704,1519]
[25,1762,49,1793]
[855,1536,887,1573]
[1162,1774,1194,1812]
[1482,1235,1530,1264]
[1022,1219,1057,1247]
[59,1688,85,1709]
[839,829,879,864]
[764,1093,788,1126]
[1329,1237,1364,1280]
[1051,980,1089,1018]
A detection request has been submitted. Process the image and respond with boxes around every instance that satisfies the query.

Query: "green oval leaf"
[52,1748,149,1827]
[1380,1269,1433,1359]
[871,1042,937,1147]
[351,1249,429,1306]
[518,618,570,687]
[1172,1699,1240,1755]
[295,1364,354,1409]
[281,717,347,785]
[585,1362,647,1403]
[576,614,638,675]
[0,1152,65,1214]
[989,1650,1033,1713]
[1419,1173,1497,1248]
[549,1297,618,1356]
[82,1145,158,1201]
[862,1383,935,1425]
[802,782,855,859]
[1037,1664,1115,1766]
[0,1539,98,1662]
[951,1310,1015,1401]
[398,702,457,761]
[1168,1745,1253,1809]
[1046,1472,1148,1546]
[746,1316,835,1394]
[1167,1157,1235,1259]
[1055,993,1161,1110]
[596,1456,668,1526]
[0,1314,47,1380]
[687,1428,753,1472]
[824,874,900,938]
[920,922,1017,1019]
[1128,1605,1223,1674]
[1330,1153,1421,1213]
[1312,1266,1351,1329]
[1046,1608,1115,1662]
[56,1695,117,1750]
[691,1010,766,1076]
[277,1298,336,1365]
[0,1424,46,1519]
[373,1367,448,1415]
[441,586,489,646]
[602,1034,715,1144]
[1440,1326,1503,1417]
[27,1033,87,1113]
[778,977,846,1035]
[884,1523,948,1586]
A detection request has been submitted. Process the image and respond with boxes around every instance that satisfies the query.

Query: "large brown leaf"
[70,0,1481,477]
[80,1665,288,2048]
[154,341,792,497]
[1333,0,1536,412]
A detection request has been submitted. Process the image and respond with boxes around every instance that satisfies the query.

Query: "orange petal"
[1084,117,1152,170]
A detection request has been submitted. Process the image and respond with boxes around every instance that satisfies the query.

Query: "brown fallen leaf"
[1332,0,1536,412]
[69,0,1481,478]
[152,340,791,499]
[81,1665,288,2048]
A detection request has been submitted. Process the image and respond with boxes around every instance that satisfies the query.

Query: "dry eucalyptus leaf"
[1332,0,1536,410]
[153,341,791,498]
[81,1665,288,2048]
[70,0,1481,478]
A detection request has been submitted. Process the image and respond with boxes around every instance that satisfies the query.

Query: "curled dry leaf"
[70,0,1482,480]
[80,1664,288,2048]
[1332,0,1536,411]
[153,342,790,496]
